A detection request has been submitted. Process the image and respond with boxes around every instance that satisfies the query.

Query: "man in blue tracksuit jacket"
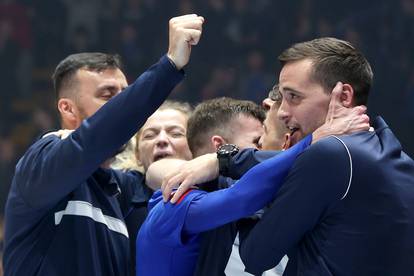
[239,38,414,275]
[2,14,204,276]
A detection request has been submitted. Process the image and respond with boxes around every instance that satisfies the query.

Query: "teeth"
[154,153,171,161]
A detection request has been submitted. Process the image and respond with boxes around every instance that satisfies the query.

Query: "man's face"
[74,68,128,124]
[259,103,289,150]
[229,114,263,149]
[137,109,192,171]
[277,59,330,143]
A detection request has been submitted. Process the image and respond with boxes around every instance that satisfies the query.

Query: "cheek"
[138,142,152,160]
[174,138,191,151]
[84,100,105,117]
[300,104,329,132]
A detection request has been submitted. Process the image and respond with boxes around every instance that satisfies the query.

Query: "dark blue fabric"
[3,55,183,276]
[136,135,312,276]
[115,170,153,276]
[226,149,280,180]
[240,117,414,276]
[194,150,279,276]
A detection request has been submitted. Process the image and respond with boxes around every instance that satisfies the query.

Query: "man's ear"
[211,135,226,151]
[57,98,79,129]
[341,83,355,107]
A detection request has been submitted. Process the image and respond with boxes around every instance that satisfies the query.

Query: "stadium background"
[1,0,414,273]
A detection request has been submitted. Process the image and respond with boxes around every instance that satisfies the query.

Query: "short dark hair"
[187,97,265,155]
[52,52,123,99]
[278,37,373,105]
[268,84,281,103]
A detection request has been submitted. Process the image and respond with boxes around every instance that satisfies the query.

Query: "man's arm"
[239,137,352,274]
[14,15,204,210]
[146,158,189,190]
[224,149,280,180]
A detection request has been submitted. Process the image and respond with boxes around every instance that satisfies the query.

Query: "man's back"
[241,117,414,275]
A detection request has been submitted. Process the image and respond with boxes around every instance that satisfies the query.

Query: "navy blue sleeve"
[13,56,183,210]
[183,135,312,234]
[225,149,280,179]
[240,137,351,275]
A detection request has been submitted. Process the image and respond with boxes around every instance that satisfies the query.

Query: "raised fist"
[167,14,204,70]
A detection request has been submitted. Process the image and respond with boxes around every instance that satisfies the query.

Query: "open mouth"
[288,126,299,136]
[153,152,172,162]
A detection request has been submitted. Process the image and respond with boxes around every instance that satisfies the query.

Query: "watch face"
[218,144,239,155]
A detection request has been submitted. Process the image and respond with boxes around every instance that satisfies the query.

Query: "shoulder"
[287,135,353,201]
[14,136,59,174]
[144,189,206,246]
[297,135,355,168]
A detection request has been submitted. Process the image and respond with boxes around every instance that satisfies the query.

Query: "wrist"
[217,144,239,176]
[166,54,181,70]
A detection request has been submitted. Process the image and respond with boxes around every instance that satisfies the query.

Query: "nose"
[262,98,274,111]
[155,130,170,147]
[277,99,290,123]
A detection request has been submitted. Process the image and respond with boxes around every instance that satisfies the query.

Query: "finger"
[163,174,183,201]
[174,18,204,30]
[162,173,184,202]
[183,29,202,45]
[171,177,194,204]
[331,81,343,99]
[169,14,199,25]
[351,114,370,131]
[351,105,367,115]
[326,82,343,121]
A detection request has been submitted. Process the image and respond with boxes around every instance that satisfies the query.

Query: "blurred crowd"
[0,0,414,234]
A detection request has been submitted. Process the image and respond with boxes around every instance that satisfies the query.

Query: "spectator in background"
[0,0,33,98]
[62,0,101,47]
[31,0,67,66]
[65,26,95,55]
[0,19,19,108]
[0,137,16,213]
[118,23,145,82]
[200,66,237,100]
[239,50,273,103]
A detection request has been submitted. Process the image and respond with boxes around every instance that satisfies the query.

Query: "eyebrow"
[96,84,126,94]
[142,125,186,133]
[280,87,304,96]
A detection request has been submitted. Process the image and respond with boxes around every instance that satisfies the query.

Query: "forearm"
[225,149,280,179]
[146,158,188,190]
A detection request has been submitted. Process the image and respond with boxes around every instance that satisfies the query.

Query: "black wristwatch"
[217,144,239,176]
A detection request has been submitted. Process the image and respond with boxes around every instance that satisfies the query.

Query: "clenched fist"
[167,14,204,70]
